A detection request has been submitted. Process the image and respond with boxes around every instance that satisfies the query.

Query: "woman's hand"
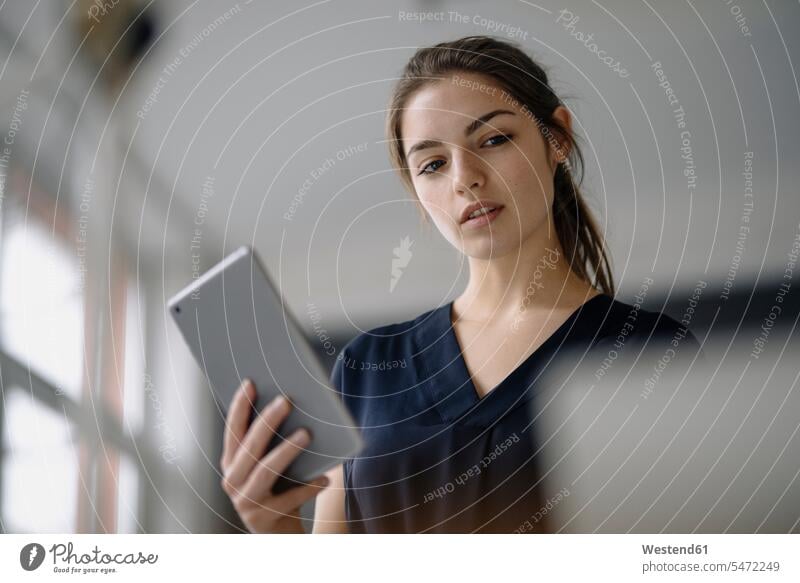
[220,379,329,533]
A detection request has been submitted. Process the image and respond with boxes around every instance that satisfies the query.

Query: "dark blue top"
[328,293,702,533]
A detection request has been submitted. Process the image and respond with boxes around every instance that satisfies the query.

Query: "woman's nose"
[450,153,485,197]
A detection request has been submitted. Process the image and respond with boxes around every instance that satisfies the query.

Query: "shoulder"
[339,305,438,362]
[589,294,705,361]
[328,304,441,393]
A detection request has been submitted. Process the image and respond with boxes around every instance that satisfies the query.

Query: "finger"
[241,427,312,499]
[221,379,256,471]
[271,475,330,514]
[227,395,291,486]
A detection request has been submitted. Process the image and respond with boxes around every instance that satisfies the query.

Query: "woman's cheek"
[417,196,460,244]
[417,189,446,221]
[426,204,454,235]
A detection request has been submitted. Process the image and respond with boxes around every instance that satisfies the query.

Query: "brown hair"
[386,35,615,297]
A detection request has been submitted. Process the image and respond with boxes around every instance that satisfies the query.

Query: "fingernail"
[290,428,310,446]
[272,395,288,410]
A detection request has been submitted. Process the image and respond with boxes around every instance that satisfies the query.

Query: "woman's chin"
[458,236,519,260]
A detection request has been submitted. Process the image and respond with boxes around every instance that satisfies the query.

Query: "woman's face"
[400,71,565,260]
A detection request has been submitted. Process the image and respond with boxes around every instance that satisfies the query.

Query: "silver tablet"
[168,246,363,492]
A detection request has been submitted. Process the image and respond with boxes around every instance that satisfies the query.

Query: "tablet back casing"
[168,246,363,488]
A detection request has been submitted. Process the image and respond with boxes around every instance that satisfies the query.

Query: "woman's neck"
[454,225,600,324]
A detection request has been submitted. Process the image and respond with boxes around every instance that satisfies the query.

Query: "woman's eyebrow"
[464,109,516,137]
[406,109,517,160]
[406,139,442,160]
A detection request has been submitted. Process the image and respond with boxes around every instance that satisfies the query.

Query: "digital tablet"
[168,246,363,493]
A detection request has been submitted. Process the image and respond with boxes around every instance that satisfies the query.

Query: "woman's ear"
[549,105,573,170]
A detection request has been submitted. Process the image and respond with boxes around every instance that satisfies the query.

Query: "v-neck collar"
[416,294,611,425]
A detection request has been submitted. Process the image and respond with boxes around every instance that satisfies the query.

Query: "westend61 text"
[642,544,708,555]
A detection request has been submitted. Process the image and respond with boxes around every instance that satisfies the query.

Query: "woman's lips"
[461,206,504,230]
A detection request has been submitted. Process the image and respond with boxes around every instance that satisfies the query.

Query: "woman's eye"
[419,159,445,175]
[483,134,512,147]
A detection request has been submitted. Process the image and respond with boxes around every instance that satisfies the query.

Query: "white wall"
[119,0,800,335]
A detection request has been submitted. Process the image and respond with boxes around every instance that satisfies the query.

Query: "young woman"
[219,36,701,534]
